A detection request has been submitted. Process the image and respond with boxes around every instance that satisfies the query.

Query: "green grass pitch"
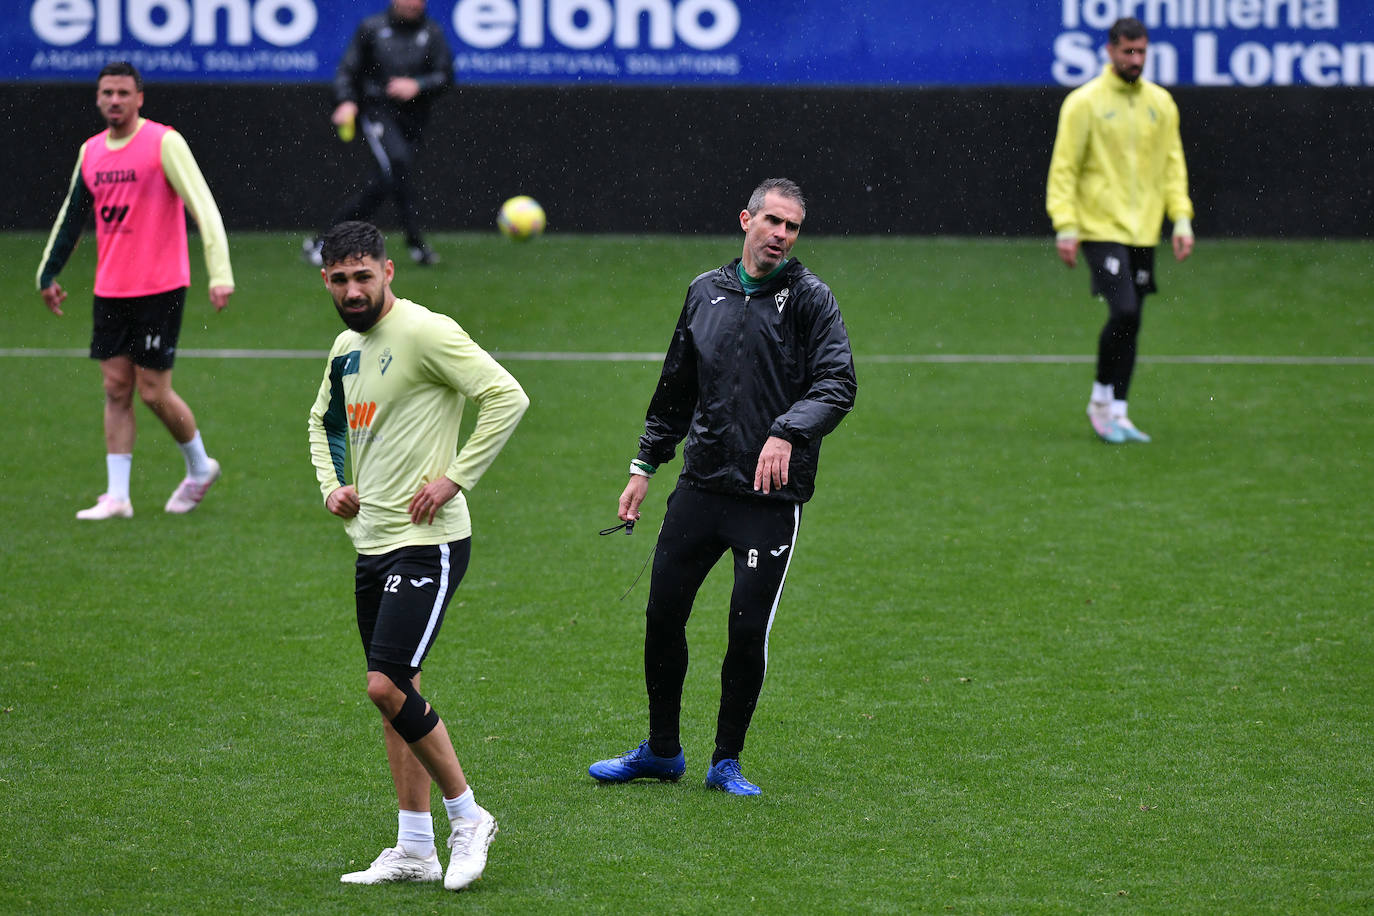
[0,231,1370,913]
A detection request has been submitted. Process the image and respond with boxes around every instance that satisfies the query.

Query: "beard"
[1115,63,1143,82]
[334,292,386,331]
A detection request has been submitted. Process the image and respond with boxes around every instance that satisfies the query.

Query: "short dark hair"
[98,61,143,91]
[320,221,387,267]
[747,178,806,218]
[1108,17,1147,44]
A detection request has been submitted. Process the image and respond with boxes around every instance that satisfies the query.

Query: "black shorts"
[90,287,187,371]
[355,539,471,673]
[1082,242,1157,309]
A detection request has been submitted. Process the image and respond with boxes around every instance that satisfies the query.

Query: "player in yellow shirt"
[1046,17,1195,444]
[307,221,528,892]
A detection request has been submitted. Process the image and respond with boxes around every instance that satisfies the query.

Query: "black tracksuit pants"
[645,485,802,764]
[332,109,427,248]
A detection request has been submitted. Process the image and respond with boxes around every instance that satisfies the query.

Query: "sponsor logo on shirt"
[93,169,137,187]
[347,400,381,444]
[347,401,377,429]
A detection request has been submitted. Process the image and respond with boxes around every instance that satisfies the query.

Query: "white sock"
[1091,382,1114,404]
[107,453,132,502]
[397,809,435,858]
[444,787,480,824]
[1110,399,1129,420]
[177,431,212,479]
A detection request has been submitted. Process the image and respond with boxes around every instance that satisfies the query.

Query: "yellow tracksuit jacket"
[1046,65,1193,247]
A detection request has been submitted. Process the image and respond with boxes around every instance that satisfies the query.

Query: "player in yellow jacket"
[1046,17,1194,444]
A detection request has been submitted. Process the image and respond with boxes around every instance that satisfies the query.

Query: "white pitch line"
[0,348,1369,366]
[859,353,1374,366]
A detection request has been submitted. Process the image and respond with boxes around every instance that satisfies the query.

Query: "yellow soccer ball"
[497,196,547,241]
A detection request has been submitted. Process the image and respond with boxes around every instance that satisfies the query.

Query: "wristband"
[629,459,656,478]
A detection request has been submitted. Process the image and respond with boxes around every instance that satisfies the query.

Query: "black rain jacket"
[636,258,857,503]
[334,10,452,129]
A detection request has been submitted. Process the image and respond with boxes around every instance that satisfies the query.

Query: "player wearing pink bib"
[81,118,191,297]
[37,61,235,521]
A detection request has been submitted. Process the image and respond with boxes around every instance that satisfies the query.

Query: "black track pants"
[644,486,802,762]
[332,110,426,248]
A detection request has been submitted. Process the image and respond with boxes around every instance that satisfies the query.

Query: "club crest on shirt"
[775,288,790,313]
[379,348,393,375]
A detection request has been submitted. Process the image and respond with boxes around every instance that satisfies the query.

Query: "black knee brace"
[379,667,440,743]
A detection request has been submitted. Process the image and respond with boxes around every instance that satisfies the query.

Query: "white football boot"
[444,807,498,891]
[76,494,134,520]
[165,458,221,514]
[340,844,442,885]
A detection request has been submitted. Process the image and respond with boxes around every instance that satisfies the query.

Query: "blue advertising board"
[7,0,1374,86]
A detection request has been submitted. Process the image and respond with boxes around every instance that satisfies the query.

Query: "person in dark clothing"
[588,178,858,796]
[305,0,452,267]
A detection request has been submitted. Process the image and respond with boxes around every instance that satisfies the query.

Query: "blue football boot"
[705,758,761,796]
[589,740,686,783]
[1114,416,1152,443]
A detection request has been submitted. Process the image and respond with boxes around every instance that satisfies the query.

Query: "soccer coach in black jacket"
[589,178,857,796]
[304,0,452,267]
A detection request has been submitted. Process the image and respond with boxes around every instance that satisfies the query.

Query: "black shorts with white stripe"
[355,538,471,673]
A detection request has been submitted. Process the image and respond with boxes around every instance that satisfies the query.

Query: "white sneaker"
[340,844,441,884]
[165,458,221,514]
[444,807,497,891]
[302,235,323,267]
[76,494,133,520]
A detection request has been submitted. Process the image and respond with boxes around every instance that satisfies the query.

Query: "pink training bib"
[81,120,190,297]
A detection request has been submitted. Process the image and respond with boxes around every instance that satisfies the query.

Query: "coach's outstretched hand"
[41,282,67,316]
